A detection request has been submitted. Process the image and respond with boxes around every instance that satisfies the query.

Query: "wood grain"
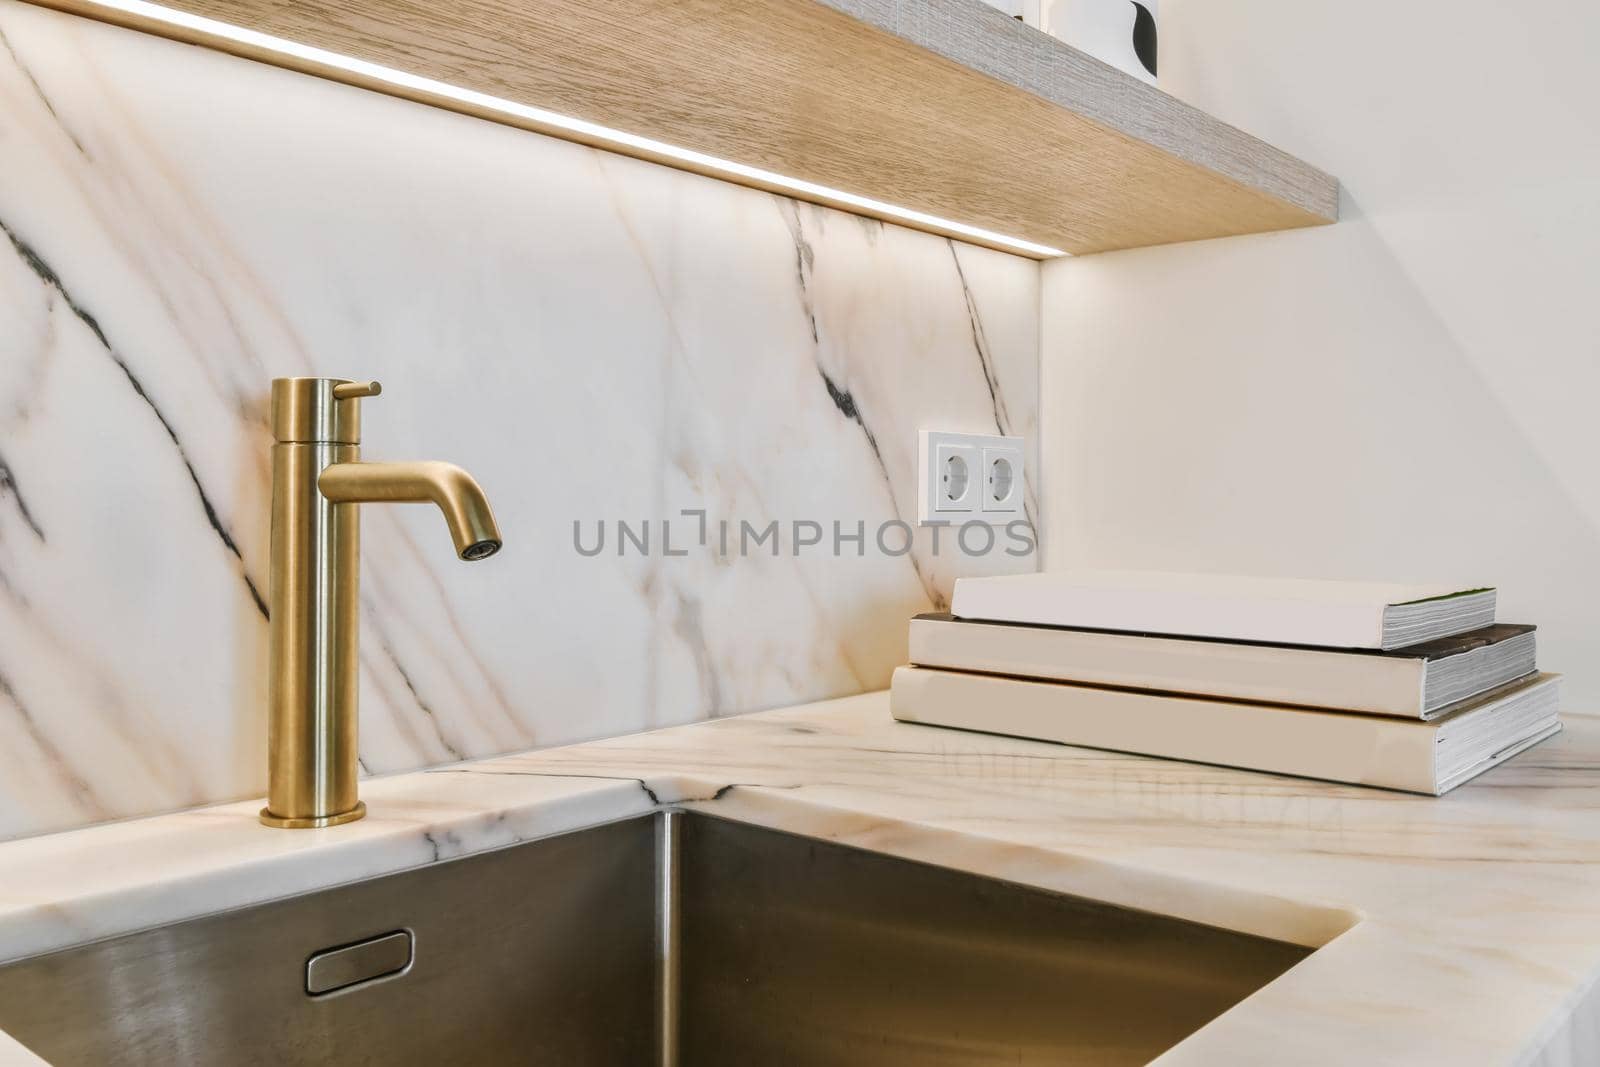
[23,0,1340,255]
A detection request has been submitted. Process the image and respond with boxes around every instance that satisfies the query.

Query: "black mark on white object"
[1131,1,1158,77]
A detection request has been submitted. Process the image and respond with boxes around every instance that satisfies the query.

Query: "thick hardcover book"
[889,667,1561,795]
[950,571,1496,650]
[910,614,1537,719]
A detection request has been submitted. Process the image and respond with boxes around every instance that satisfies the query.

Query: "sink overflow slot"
[305,930,414,997]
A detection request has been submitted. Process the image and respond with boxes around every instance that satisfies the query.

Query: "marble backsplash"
[0,2,1040,840]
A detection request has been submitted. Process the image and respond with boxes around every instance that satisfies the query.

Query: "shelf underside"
[27,0,1340,257]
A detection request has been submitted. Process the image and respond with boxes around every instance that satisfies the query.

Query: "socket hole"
[943,454,970,502]
[989,457,1015,503]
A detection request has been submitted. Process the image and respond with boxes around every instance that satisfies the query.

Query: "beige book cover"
[909,614,1537,719]
[950,570,1496,650]
[890,667,1561,795]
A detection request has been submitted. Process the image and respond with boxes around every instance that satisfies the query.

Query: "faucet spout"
[319,461,502,561]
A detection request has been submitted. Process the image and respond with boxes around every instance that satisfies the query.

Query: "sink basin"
[0,812,1309,1065]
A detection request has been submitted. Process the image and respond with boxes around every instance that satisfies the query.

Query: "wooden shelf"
[30,0,1339,256]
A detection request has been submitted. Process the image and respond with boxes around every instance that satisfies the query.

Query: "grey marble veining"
[0,0,1040,840]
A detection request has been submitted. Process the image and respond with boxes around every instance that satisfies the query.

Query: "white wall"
[1042,0,1600,704]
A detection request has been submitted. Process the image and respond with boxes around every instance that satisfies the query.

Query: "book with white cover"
[910,614,1537,719]
[951,571,1496,650]
[890,667,1561,795]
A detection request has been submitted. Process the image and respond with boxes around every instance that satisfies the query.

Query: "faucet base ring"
[258,801,367,830]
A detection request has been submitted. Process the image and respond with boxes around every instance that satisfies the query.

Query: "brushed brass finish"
[331,380,383,401]
[264,433,361,825]
[259,802,369,830]
[271,376,366,444]
[319,461,502,562]
[262,377,501,829]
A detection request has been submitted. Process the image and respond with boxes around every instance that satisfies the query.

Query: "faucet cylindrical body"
[261,379,372,828]
[264,438,363,827]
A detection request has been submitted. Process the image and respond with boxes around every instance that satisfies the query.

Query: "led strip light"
[71,0,1069,258]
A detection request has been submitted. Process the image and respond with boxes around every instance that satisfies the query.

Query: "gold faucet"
[261,377,502,829]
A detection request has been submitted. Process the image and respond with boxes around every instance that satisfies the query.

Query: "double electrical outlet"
[917,430,1025,526]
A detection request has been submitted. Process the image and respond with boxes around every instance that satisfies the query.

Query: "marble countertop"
[2,691,1598,1065]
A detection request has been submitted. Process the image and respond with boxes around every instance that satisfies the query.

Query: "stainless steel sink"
[0,812,1309,1065]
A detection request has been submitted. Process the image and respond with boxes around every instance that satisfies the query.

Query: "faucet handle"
[332,380,383,400]
[272,377,381,444]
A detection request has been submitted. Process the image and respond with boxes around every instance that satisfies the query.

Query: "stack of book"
[891,571,1561,794]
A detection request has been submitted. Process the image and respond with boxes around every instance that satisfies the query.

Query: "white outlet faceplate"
[918,430,1026,525]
